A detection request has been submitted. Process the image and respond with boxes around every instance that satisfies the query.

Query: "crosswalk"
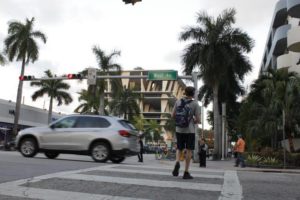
[0,163,242,200]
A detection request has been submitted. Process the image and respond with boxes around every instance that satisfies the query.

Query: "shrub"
[246,154,262,166]
[260,156,281,166]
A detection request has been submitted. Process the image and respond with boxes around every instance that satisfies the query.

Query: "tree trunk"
[213,84,220,160]
[12,58,26,136]
[99,92,105,115]
[48,97,53,124]
[288,134,295,152]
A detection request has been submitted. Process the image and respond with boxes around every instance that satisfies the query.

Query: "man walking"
[137,136,144,162]
[234,134,246,168]
[172,86,201,179]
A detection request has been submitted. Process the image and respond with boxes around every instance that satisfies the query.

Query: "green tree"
[179,8,253,159]
[145,120,162,143]
[4,17,46,134]
[92,46,122,115]
[74,89,100,114]
[240,68,300,152]
[31,70,72,124]
[132,115,146,135]
[109,87,140,120]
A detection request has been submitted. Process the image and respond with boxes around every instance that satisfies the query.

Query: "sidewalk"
[137,154,300,174]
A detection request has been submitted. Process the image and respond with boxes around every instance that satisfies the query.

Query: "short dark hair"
[184,86,195,97]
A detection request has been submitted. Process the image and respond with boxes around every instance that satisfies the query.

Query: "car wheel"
[19,138,38,158]
[44,152,59,159]
[110,156,125,164]
[90,142,110,162]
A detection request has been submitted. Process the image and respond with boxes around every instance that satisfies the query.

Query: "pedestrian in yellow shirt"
[234,134,246,168]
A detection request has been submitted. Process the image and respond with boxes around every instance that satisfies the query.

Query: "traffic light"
[123,0,141,5]
[67,74,83,79]
[19,75,35,81]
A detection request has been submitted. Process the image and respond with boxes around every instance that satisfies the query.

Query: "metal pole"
[283,109,286,169]
[192,72,199,163]
[221,103,226,160]
[202,103,204,138]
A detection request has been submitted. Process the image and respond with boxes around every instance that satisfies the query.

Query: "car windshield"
[118,120,137,130]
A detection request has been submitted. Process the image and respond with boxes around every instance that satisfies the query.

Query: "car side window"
[75,117,111,128]
[52,117,77,128]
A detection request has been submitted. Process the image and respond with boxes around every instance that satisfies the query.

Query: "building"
[0,98,63,142]
[259,0,300,152]
[260,0,300,74]
[105,69,187,140]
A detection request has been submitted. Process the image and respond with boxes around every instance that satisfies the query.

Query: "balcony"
[288,26,300,52]
[287,0,300,18]
[277,53,292,69]
[265,24,291,67]
[273,0,288,29]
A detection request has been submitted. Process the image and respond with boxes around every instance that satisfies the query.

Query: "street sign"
[147,70,178,81]
[87,68,97,85]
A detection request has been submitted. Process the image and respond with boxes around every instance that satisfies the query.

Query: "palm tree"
[92,46,122,115]
[109,87,140,120]
[132,115,146,135]
[145,120,162,143]
[31,70,72,124]
[4,17,46,134]
[179,8,253,159]
[74,89,100,114]
[239,68,300,151]
[0,53,5,65]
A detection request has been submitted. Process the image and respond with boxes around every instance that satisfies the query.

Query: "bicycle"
[155,149,176,161]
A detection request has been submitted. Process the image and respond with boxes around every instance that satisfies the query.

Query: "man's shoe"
[183,171,193,179]
[172,162,180,176]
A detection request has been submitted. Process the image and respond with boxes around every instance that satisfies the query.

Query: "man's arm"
[194,103,201,124]
[172,102,177,119]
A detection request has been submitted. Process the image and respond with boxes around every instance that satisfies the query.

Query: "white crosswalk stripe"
[0,164,243,200]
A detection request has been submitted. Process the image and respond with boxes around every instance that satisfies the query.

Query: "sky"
[0,0,278,129]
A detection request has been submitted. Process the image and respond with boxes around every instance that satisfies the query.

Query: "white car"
[16,115,139,163]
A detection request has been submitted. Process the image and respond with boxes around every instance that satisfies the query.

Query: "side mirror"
[49,124,55,129]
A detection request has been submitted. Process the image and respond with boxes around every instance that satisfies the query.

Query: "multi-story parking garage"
[260,0,300,73]
[105,69,188,140]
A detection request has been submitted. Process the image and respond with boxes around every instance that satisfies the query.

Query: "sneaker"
[183,171,193,179]
[172,162,180,176]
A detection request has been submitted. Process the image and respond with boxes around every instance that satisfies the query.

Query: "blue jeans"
[235,152,245,167]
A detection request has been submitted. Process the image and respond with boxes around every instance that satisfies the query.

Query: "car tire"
[44,152,59,159]
[110,156,125,164]
[19,138,38,158]
[90,142,110,162]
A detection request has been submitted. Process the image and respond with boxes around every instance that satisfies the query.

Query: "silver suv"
[16,115,139,163]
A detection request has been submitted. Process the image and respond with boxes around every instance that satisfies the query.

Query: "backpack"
[175,98,193,128]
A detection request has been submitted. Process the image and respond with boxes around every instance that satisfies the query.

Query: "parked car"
[15,115,139,163]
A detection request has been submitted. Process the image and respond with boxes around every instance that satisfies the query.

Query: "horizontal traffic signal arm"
[19,74,85,81]
[18,74,193,81]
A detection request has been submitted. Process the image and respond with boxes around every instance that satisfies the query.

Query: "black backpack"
[175,98,193,128]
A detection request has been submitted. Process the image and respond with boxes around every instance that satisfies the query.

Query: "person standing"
[234,134,246,168]
[171,86,201,179]
[137,136,144,162]
[198,138,208,167]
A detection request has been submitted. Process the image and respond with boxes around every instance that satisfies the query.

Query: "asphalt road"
[0,151,300,200]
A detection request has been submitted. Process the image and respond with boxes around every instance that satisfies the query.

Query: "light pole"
[282,109,286,169]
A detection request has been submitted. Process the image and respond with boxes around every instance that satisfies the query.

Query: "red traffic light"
[19,75,35,81]
[67,74,83,79]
